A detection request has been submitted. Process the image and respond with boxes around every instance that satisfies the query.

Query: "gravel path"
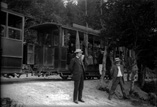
[1,74,151,107]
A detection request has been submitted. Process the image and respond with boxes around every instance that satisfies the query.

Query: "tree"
[100,0,156,88]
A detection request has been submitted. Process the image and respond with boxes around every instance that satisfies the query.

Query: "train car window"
[8,28,21,40]
[62,29,70,47]
[1,25,6,37]
[8,13,22,29]
[68,30,76,53]
[0,11,6,25]
[28,45,33,52]
[53,31,59,46]
[88,40,93,55]
[87,35,94,65]
[27,44,34,64]
[78,32,84,51]
[45,33,53,47]
[54,35,59,46]
[38,32,44,46]
[1,11,6,37]
[61,29,65,46]
[93,40,100,65]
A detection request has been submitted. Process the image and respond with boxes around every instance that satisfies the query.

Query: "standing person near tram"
[108,57,129,100]
[69,49,86,104]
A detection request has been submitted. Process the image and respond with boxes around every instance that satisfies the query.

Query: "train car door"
[43,45,54,67]
[37,30,55,69]
[43,31,55,68]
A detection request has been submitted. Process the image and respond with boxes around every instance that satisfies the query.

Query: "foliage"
[85,0,102,29]
[100,0,156,69]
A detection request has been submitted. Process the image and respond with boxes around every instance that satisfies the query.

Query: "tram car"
[1,4,25,78]
[28,23,102,79]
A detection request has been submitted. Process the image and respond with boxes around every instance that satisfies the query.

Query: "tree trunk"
[100,46,107,82]
[97,46,112,92]
[140,65,146,88]
[137,62,146,88]
[129,50,136,94]
[129,63,138,94]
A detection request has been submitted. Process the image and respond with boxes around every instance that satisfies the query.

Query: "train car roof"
[1,7,25,17]
[62,25,100,36]
[29,22,100,36]
[29,22,61,30]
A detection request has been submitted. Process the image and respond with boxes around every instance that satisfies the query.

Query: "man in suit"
[108,57,128,100]
[69,49,85,104]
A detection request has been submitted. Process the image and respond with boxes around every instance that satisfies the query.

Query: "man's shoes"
[73,101,78,104]
[78,99,85,103]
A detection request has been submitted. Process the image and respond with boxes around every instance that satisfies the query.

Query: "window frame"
[1,9,24,41]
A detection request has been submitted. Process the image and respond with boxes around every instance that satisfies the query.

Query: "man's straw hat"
[74,49,83,53]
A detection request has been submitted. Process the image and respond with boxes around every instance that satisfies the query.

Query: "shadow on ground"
[1,75,98,85]
[1,76,72,85]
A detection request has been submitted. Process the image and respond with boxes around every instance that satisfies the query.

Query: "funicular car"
[28,22,102,79]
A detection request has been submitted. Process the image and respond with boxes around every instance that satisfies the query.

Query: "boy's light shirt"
[117,65,123,77]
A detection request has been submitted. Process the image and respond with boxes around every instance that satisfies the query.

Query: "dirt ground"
[1,74,153,107]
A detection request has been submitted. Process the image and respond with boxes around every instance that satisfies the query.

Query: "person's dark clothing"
[108,64,127,100]
[69,57,85,102]
[106,56,112,79]
[98,53,103,64]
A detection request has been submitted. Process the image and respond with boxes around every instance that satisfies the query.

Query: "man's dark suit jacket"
[69,57,85,81]
[110,64,125,83]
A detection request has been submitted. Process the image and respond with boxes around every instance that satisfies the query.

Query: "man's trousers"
[109,77,126,97]
[73,74,84,101]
